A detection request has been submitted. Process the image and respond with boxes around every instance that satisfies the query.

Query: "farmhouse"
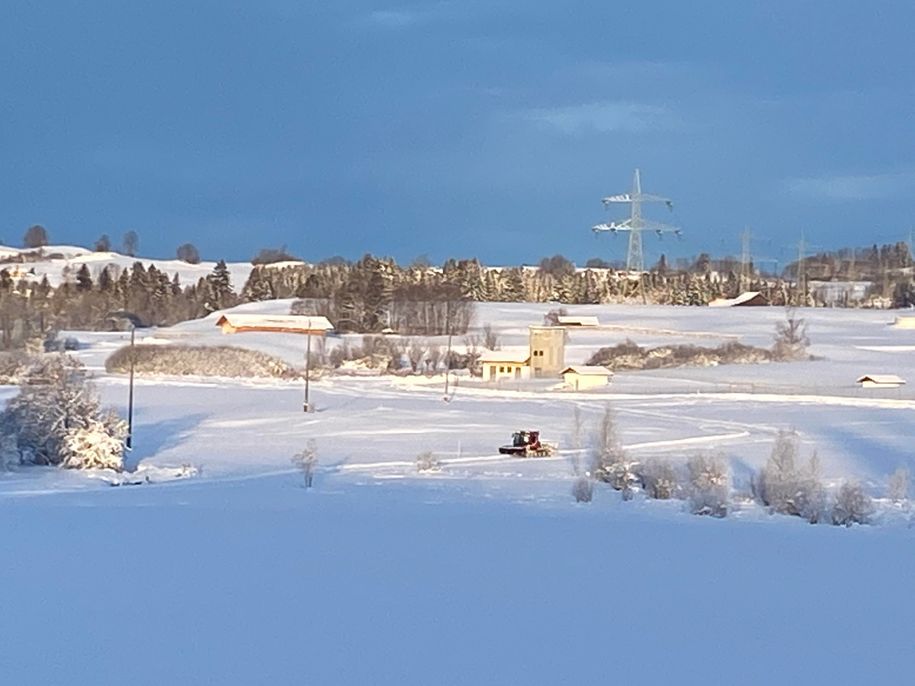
[856,374,906,389]
[708,291,768,307]
[479,350,531,382]
[561,366,613,391]
[216,314,334,336]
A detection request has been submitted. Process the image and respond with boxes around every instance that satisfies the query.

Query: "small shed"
[708,291,768,308]
[557,315,600,327]
[216,313,334,336]
[479,350,531,382]
[561,365,613,391]
[856,374,906,389]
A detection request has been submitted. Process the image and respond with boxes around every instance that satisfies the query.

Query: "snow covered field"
[2,302,914,684]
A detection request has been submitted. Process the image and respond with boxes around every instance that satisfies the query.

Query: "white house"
[856,374,906,389]
[891,316,915,330]
[479,350,531,382]
[561,365,613,391]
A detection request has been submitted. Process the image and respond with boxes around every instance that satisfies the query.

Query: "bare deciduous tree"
[482,323,500,351]
[292,440,318,488]
[407,340,426,373]
[772,308,810,361]
[888,467,909,502]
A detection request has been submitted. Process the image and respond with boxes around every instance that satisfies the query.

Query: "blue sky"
[2,1,914,267]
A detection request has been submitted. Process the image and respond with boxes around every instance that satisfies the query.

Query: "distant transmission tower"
[591,169,680,272]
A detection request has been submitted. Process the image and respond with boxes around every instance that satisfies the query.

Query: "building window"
[499,366,505,372]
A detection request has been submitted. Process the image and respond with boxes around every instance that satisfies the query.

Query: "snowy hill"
[0,243,254,290]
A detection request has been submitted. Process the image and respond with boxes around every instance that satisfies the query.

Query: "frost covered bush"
[754,431,825,523]
[1,355,126,470]
[572,475,593,503]
[687,454,729,517]
[638,458,680,500]
[831,481,874,527]
[292,440,318,488]
[416,451,441,472]
[106,344,298,379]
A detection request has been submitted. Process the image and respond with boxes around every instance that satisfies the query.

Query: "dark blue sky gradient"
[2,1,914,266]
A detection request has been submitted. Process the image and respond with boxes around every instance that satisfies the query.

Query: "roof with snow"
[708,291,768,308]
[561,366,614,376]
[557,315,600,326]
[856,374,906,386]
[478,350,531,364]
[216,313,334,335]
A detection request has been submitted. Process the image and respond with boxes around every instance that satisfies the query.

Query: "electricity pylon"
[591,168,680,272]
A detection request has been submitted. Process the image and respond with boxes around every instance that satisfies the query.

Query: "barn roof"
[708,291,768,307]
[561,365,613,376]
[856,374,906,385]
[478,349,530,364]
[557,315,600,327]
[216,313,334,334]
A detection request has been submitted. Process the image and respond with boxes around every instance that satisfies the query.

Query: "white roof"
[708,291,764,308]
[856,374,906,385]
[478,350,530,364]
[561,365,613,376]
[557,315,600,326]
[216,313,333,332]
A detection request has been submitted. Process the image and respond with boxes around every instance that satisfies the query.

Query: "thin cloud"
[366,9,419,29]
[785,172,915,201]
[521,101,679,135]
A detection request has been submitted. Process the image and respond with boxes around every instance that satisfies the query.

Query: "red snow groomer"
[499,430,557,457]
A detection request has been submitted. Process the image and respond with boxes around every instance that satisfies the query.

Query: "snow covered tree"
[591,405,637,499]
[687,453,729,517]
[572,476,593,502]
[0,355,126,470]
[60,415,127,470]
[754,430,824,522]
[639,458,680,500]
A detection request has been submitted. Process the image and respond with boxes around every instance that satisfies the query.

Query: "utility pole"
[126,324,135,449]
[304,333,313,412]
[591,169,681,273]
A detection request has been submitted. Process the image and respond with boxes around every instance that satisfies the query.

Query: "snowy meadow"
[2,301,914,684]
